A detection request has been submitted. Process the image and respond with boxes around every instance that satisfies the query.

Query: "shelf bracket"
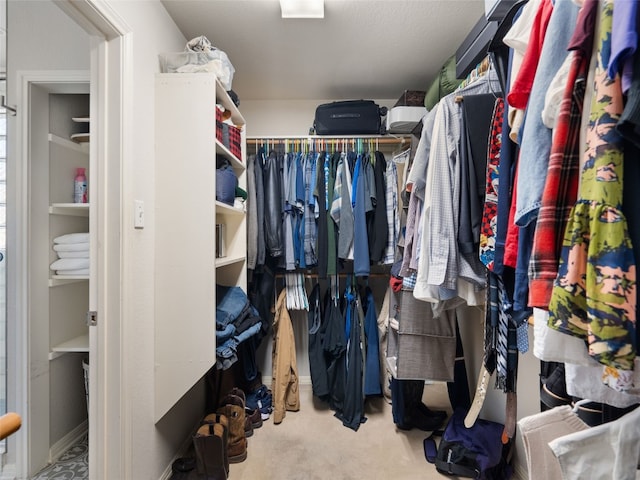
[86,310,97,327]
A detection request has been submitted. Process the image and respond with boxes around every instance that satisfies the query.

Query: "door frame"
[10,1,131,478]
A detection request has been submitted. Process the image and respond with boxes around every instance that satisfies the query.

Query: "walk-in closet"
[3,1,640,479]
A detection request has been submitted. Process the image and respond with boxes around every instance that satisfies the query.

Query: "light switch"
[134,200,144,229]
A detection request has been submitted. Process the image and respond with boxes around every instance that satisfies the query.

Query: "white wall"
[93,2,200,479]
[6,1,89,76]
[242,98,396,137]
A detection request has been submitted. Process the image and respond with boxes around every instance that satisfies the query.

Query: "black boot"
[202,414,229,476]
[193,423,227,480]
[396,379,446,431]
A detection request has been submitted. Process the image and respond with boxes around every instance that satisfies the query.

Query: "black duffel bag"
[313,100,387,135]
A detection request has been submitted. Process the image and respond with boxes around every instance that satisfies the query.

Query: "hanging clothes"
[271,289,300,424]
[247,153,258,270]
[337,282,367,431]
[323,280,346,414]
[293,152,306,269]
[383,155,399,265]
[549,0,637,392]
[401,108,437,278]
[314,152,329,277]
[618,12,640,355]
[332,152,355,261]
[252,140,400,272]
[363,287,381,396]
[283,152,298,270]
[263,150,283,258]
[255,148,267,267]
[479,97,505,271]
[352,154,371,277]
[458,94,499,270]
[528,0,597,309]
[303,152,319,267]
[308,283,329,400]
[414,71,501,306]
[326,152,341,275]
[399,191,422,279]
[511,0,580,325]
[369,151,388,263]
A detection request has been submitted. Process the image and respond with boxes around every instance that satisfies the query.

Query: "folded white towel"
[56,250,90,259]
[53,242,90,252]
[50,258,90,271]
[55,268,90,276]
[54,232,89,244]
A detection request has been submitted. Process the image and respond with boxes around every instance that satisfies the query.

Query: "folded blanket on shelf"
[56,250,90,259]
[53,232,90,244]
[55,268,90,276]
[49,258,90,271]
[53,242,90,252]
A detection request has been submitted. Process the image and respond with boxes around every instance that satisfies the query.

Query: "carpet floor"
[175,382,452,480]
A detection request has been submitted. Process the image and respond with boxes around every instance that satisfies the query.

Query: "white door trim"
[14,69,92,478]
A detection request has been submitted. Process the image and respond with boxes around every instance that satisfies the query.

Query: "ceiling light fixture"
[280,0,324,18]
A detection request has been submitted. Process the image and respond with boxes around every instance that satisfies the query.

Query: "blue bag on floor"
[423,408,512,479]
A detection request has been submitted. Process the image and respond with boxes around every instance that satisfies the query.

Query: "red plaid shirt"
[528,51,588,308]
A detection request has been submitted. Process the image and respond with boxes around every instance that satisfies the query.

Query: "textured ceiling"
[161,0,486,101]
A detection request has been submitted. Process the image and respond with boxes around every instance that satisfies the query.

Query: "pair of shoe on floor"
[192,415,230,480]
[224,387,264,438]
[191,387,265,479]
[245,384,273,421]
[397,403,447,432]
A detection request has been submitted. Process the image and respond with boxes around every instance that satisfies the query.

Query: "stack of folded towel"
[50,232,90,276]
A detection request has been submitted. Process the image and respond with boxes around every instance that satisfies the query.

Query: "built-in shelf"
[49,203,90,216]
[48,133,89,154]
[49,333,89,360]
[49,275,90,287]
[215,255,246,268]
[215,201,244,215]
[70,132,90,144]
[155,73,247,422]
[216,140,244,169]
[216,78,244,126]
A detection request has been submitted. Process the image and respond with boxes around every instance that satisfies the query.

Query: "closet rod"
[274,272,390,279]
[246,136,409,145]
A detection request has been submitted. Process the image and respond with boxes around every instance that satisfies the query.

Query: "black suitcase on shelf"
[313,100,387,135]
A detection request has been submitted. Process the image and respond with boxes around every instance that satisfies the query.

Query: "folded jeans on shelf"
[216,285,250,327]
[216,323,236,342]
[234,322,261,344]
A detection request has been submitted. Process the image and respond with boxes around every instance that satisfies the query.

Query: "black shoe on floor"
[417,403,447,421]
[540,364,571,409]
[398,406,446,432]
